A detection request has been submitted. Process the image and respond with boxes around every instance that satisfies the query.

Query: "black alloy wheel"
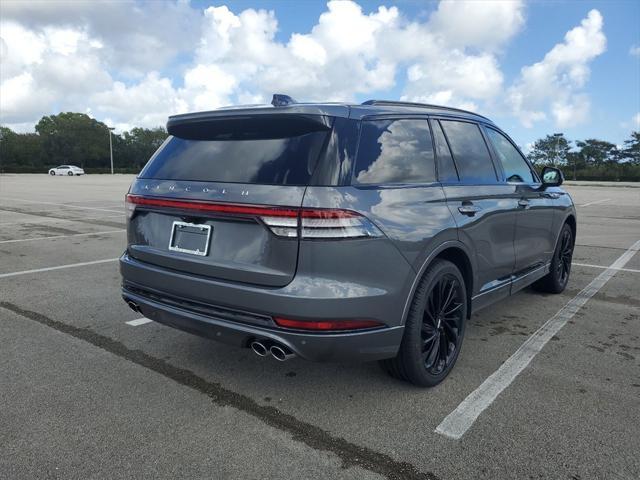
[533,223,574,294]
[556,228,573,287]
[421,274,464,375]
[381,259,467,387]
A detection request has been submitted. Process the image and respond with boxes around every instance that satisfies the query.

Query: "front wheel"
[533,223,574,293]
[380,259,467,387]
[49,170,55,176]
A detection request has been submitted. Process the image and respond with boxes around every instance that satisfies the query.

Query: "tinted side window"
[440,120,497,183]
[432,120,458,182]
[354,119,435,184]
[485,128,535,183]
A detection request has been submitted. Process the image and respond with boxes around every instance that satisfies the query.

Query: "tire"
[67,171,74,176]
[533,223,573,294]
[380,259,467,387]
[49,170,55,176]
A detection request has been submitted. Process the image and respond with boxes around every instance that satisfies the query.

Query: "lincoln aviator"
[120,95,576,387]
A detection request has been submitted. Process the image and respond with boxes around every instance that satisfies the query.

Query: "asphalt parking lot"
[1,174,638,480]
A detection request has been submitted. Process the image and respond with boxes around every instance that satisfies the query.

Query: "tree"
[119,127,167,169]
[620,131,640,165]
[35,112,111,168]
[527,133,571,166]
[575,139,618,166]
[0,126,44,170]
[565,151,587,181]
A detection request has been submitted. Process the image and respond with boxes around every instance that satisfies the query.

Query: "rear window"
[440,120,497,184]
[140,131,328,185]
[354,119,435,184]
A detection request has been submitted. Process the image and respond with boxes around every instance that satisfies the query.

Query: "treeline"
[527,132,640,181]
[0,112,167,174]
[1,111,639,180]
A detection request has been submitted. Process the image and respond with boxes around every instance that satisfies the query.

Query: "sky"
[1,0,639,151]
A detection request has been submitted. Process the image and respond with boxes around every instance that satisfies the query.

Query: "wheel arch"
[401,241,475,324]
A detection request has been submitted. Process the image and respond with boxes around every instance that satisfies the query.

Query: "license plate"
[168,221,211,256]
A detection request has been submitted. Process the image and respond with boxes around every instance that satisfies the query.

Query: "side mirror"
[541,166,564,187]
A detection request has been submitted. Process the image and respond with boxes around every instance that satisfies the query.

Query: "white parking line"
[435,238,640,440]
[0,229,125,244]
[0,213,124,227]
[126,318,153,326]
[572,262,640,274]
[0,196,122,214]
[578,198,610,207]
[0,258,120,279]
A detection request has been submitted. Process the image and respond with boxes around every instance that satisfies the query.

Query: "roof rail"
[361,99,491,121]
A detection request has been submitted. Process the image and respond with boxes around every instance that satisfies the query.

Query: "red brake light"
[126,194,299,217]
[273,317,384,331]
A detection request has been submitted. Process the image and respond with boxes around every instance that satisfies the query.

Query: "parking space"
[1,174,638,479]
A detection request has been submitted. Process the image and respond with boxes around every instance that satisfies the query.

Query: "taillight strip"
[125,194,383,239]
[126,194,299,217]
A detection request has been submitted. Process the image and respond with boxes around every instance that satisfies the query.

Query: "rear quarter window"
[353,119,435,185]
[440,120,497,184]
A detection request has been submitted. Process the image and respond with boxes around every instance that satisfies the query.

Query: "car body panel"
[442,184,518,298]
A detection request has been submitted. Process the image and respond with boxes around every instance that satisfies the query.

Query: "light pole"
[108,127,115,174]
[553,132,562,167]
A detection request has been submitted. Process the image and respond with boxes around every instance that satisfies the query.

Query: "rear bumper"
[120,253,405,362]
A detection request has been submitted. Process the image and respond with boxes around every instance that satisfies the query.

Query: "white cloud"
[0,0,609,137]
[91,73,187,129]
[508,9,606,127]
[630,45,640,57]
[1,0,202,76]
[429,0,525,51]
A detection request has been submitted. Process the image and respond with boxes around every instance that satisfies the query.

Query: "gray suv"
[120,95,576,387]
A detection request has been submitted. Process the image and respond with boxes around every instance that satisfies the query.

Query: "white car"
[49,165,85,176]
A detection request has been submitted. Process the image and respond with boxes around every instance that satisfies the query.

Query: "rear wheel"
[67,171,74,176]
[381,259,467,387]
[533,223,573,294]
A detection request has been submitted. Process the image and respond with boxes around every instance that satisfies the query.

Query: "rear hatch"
[126,113,333,287]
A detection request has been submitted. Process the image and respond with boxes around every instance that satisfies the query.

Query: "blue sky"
[1,0,639,150]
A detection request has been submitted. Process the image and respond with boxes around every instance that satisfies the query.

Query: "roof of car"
[167,96,495,129]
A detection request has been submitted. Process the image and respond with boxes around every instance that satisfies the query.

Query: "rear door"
[341,116,455,269]
[126,114,332,287]
[436,119,519,307]
[483,126,556,282]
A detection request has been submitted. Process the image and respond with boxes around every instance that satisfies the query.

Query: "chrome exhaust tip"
[250,341,269,357]
[270,345,296,362]
[126,300,140,313]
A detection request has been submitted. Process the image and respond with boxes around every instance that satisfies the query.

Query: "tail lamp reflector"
[273,317,384,331]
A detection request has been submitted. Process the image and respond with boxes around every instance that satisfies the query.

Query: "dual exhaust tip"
[126,300,141,313]
[250,340,296,361]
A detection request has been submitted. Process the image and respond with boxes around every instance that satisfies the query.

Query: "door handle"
[540,192,560,199]
[518,198,530,208]
[458,204,481,216]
